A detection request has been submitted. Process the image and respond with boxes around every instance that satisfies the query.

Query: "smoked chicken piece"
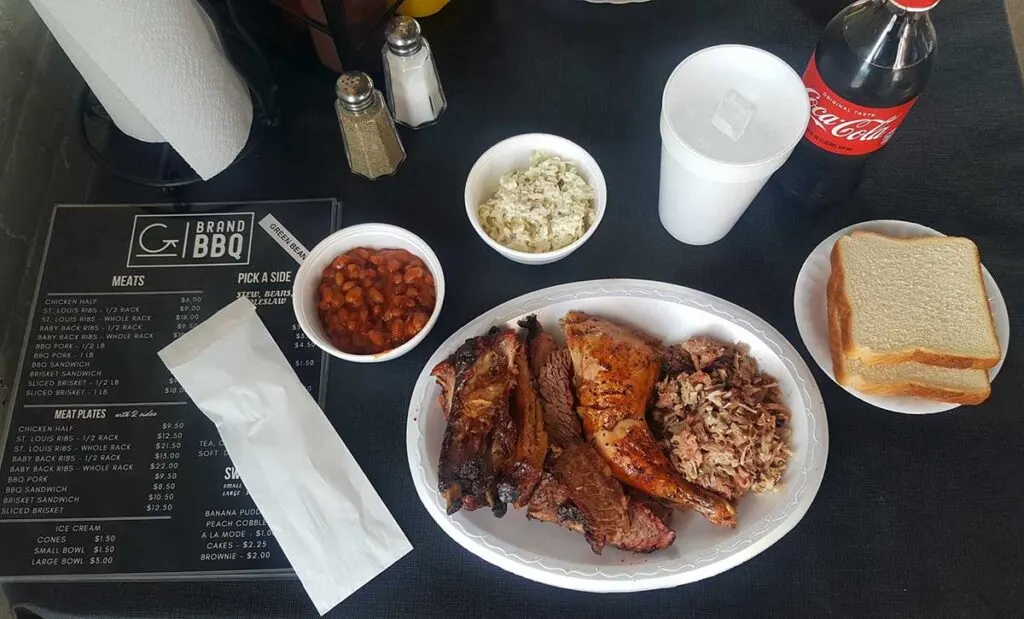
[527,472,676,554]
[520,316,583,446]
[561,311,661,434]
[433,330,520,516]
[498,342,549,509]
[561,311,737,528]
[592,418,737,527]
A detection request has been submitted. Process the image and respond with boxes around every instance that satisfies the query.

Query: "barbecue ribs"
[500,341,548,508]
[433,330,520,516]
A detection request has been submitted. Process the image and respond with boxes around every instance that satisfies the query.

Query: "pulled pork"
[651,337,791,500]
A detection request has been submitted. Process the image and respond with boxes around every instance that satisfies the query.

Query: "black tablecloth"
[8,0,1024,616]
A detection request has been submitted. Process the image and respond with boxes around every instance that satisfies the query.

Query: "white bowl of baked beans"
[293,223,445,363]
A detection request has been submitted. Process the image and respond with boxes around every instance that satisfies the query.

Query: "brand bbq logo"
[126,213,254,268]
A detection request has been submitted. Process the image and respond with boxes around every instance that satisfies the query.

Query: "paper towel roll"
[30,0,254,180]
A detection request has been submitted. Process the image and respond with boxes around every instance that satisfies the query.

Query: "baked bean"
[344,287,363,306]
[367,330,385,348]
[408,312,429,333]
[318,247,436,355]
[404,267,424,284]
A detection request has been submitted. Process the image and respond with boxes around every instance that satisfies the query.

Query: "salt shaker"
[334,71,406,179]
[382,16,447,128]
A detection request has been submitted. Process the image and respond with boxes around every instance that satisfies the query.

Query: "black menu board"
[0,199,339,581]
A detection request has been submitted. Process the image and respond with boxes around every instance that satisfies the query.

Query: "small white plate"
[794,220,1010,414]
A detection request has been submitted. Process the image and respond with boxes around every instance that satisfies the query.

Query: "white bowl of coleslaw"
[465,133,607,266]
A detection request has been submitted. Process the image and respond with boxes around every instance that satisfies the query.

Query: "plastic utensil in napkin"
[158,297,412,615]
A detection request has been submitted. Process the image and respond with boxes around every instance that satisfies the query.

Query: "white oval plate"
[407,279,828,592]
[794,220,1010,415]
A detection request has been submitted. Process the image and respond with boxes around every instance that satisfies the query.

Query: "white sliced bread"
[829,231,1001,370]
[827,270,991,405]
[837,357,991,405]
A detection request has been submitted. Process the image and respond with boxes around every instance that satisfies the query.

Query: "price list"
[0,200,338,580]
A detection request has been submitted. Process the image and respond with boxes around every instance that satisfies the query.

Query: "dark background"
[6,0,1024,616]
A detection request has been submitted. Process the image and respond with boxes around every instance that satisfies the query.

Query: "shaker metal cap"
[336,72,375,112]
[385,16,423,56]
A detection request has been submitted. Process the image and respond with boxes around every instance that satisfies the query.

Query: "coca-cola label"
[802,55,917,156]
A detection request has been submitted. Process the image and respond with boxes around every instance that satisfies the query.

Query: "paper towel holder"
[76,0,278,189]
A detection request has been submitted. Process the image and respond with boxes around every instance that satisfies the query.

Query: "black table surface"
[7,0,1024,617]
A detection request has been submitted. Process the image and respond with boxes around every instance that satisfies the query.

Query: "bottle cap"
[385,16,423,56]
[335,72,375,112]
[890,0,939,11]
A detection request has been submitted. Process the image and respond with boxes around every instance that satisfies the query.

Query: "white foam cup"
[659,45,810,245]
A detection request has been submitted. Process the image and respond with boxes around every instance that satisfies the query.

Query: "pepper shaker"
[382,16,447,128]
[334,72,406,179]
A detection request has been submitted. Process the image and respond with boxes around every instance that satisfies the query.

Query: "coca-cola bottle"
[773,0,938,206]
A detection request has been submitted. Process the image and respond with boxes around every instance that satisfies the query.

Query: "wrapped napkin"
[159,297,412,615]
